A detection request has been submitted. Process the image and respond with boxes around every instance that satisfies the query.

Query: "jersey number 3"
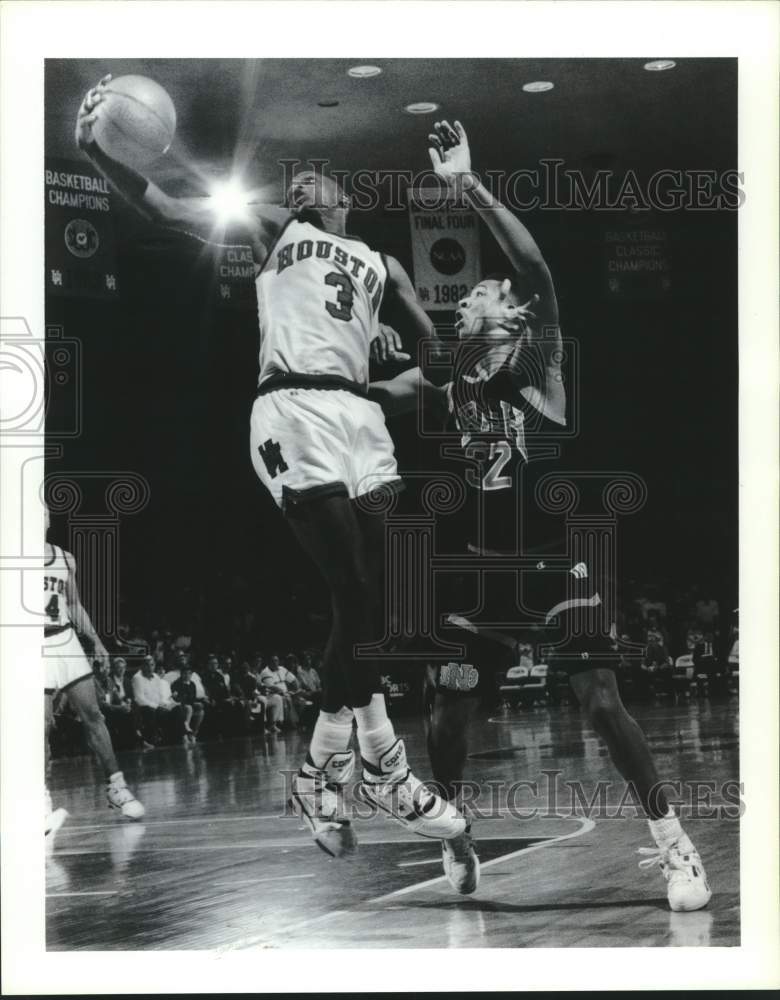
[324,272,354,322]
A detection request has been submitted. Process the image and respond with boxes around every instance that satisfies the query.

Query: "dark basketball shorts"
[427,558,619,699]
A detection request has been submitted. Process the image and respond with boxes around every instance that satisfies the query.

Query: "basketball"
[92,75,176,169]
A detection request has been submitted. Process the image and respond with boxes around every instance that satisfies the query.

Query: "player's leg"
[65,675,145,820]
[44,689,68,841]
[570,665,711,911]
[570,668,667,816]
[425,684,478,802]
[424,676,481,894]
[288,491,464,845]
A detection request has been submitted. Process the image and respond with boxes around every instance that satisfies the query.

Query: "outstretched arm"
[380,255,446,374]
[75,76,288,259]
[428,119,559,327]
[368,366,448,418]
[429,119,565,424]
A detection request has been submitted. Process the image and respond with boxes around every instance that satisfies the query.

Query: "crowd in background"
[48,582,738,758]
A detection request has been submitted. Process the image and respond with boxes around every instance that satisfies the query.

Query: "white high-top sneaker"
[290,750,358,858]
[360,739,466,840]
[442,817,480,894]
[45,786,68,848]
[107,775,145,820]
[638,832,711,911]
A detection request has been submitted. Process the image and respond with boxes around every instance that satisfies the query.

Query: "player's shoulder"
[56,546,77,571]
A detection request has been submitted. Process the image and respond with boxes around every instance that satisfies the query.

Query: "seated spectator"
[285,653,314,706]
[642,628,674,696]
[260,655,302,730]
[202,653,246,739]
[165,650,207,700]
[296,652,322,719]
[236,661,278,733]
[171,665,205,744]
[694,593,720,631]
[132,655,185,745]
[105,657,151,749]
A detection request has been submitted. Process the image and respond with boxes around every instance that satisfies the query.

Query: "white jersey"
[255,218,387,390]
[43,543,72,633]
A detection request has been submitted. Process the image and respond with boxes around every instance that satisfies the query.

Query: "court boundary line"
[229,815,594,950]
[369,815,595,902]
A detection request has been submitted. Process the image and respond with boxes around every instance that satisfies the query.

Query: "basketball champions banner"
[45,157,118,300]
[603,220,672,301]
[407,188,481,311]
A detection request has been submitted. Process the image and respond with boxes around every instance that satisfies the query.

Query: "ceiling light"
[522,81,554,93]
[403,102,440,115]
[644,60,676,71]
[348,65,382,79]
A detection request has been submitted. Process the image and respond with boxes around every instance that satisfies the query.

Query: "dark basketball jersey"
[427,341,620,690]
[439,339,558,558]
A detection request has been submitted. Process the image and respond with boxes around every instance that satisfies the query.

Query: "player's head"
[285,170,350,216]
[455,272,531,342]
[142,654,155,676]
[112,657,127,676]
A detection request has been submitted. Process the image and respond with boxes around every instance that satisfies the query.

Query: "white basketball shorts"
[44,625,93,693]
[249,388,401,510]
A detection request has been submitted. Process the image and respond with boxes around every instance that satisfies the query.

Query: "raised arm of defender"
[428,119,559,329]
[75,76,288,262]
[429,119,565,424]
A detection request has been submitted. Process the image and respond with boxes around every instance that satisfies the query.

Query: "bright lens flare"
[209,180,251,224]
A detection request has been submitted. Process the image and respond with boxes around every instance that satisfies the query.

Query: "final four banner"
[407,189,481,311]
[45,157,119,300]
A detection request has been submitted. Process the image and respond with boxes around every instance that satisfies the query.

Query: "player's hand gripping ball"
[76,74,176,169]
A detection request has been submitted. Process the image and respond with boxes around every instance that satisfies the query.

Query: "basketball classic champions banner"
[45,157,119,300]
[213,244,256,310]
[603,220,672,300]
[407,188,481,311]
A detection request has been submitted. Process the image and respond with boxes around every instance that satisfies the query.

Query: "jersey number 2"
[466,440,512,491]
[324,272,354,322]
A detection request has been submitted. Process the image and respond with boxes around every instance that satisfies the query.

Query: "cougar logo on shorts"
[257,438,289,478]
[440,661,480,692]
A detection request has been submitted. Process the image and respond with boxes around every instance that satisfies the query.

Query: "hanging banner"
[407,188,481,311]
[213,244,256,309]
[603,222,672,300]
[45,157,119,300]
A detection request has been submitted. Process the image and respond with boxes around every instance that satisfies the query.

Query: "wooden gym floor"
[46,697,739,950]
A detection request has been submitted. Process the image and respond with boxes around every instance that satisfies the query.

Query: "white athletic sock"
[648,806,683,850]
[302,707,354,773]
[354,694,397,769]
